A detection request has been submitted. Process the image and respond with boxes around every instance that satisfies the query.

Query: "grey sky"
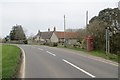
[0,0,119,38]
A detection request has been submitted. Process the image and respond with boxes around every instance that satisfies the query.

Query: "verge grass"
[91,50,119,63]
[58,44,119,63]
[2,44,21,78]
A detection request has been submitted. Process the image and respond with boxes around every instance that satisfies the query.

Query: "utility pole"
[118,1,120,10]
[85,11,89,50]
[86,11,88,28]
[64,15,66,47]
[85,11,88,36]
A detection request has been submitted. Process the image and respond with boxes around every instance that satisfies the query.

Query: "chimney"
[48,28,50,32]
[54,27,56,31]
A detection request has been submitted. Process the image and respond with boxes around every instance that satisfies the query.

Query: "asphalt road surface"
[18,44,118,78]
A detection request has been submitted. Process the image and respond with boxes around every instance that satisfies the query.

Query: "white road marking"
[58,47,118,66]
[62,59,96,78]
[19,47,26,78]
[38,48,43,51]
[46,51,56,56]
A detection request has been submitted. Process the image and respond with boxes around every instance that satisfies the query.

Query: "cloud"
[1,0,119,3]
[1,1,118,38]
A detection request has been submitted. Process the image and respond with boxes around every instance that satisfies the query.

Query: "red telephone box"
[86,36,93,51]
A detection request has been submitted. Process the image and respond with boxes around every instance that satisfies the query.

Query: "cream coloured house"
[34,27,79,44]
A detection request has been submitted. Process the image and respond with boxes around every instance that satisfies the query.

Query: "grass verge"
[58,45,119,63]
[2,44,21,78]
[90,50,119,63]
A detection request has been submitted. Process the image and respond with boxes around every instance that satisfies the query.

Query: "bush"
[23,40,28,44]
[53,42,58,47]
[49,42,58,47]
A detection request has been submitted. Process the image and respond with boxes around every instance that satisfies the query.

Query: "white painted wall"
[40,38,44,41]
[50,33,58,42]
[34,36,40,41]
[35,36,45,42]
[36,36,40,41]
[67,39,77,44]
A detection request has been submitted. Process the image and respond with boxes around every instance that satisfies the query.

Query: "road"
[18,44,118,78]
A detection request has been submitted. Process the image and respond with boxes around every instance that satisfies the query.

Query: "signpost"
[106,29,108,54]
[106,27,112,54]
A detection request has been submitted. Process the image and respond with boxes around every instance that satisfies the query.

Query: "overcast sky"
[0,0,119,38]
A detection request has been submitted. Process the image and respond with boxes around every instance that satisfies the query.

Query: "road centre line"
[62,59,96,78]
[46,51,56,56]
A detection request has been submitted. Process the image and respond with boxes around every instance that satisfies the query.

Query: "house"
[34,27,79,45]
[51,31,79,44]
[34,29,53,43]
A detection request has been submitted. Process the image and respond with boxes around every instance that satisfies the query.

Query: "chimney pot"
[48,28,50,31]
[54,27,56,31]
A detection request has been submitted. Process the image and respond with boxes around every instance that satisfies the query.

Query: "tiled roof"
[55,32,79,39]
[41,31,53,39]
[36,30,41,36]
[35,31,53,39]
[35,30,79,39]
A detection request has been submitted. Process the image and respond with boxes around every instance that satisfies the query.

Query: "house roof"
[36,30,41,36]
[35,30,79,39]
[41,31,53,39]
[55,32,79,39]
[35,31,53,39]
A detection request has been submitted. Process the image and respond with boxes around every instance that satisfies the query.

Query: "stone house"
[34,27,79,45]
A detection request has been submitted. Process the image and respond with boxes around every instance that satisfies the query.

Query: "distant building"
[3,35,10,42]
[51,31,79,44]
[34,27,79,44]
[34,30,53,43]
